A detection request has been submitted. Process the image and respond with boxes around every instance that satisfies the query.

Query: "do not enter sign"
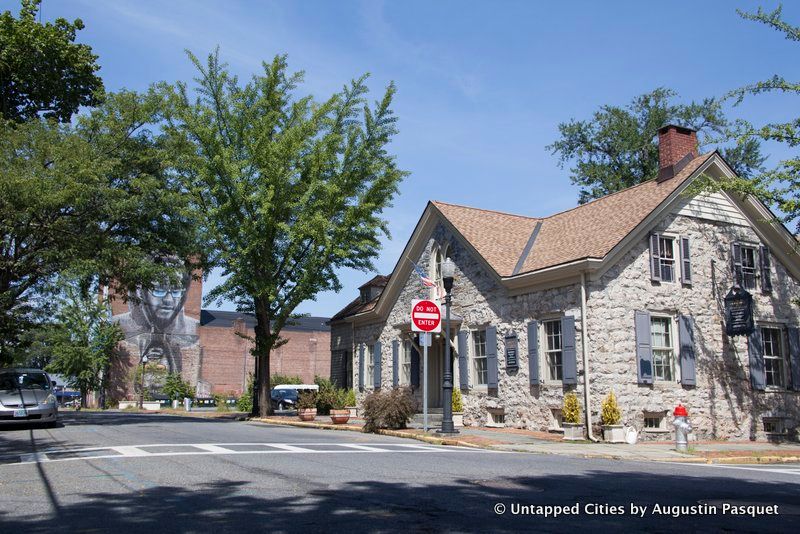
[411,299,441,333]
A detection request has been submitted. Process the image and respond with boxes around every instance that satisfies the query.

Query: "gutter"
[580,271,598,442]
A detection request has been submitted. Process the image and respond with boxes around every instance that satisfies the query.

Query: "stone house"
[330,125,800,441]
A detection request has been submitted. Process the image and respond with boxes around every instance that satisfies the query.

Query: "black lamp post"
[438,258,458,435]
[138,354,148,409]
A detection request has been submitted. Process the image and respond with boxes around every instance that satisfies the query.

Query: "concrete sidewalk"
[252,415,800,464]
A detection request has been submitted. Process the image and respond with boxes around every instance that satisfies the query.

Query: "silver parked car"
[0,368,58,427]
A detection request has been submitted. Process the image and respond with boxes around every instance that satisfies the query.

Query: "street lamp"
[438,257,458,435]
[138,354,149,409]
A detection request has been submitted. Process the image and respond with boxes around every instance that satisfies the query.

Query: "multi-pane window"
[472,330,488,386]
[650,317,675,381]
[401,341,412,385]
[544,320,563,381]
[762,327,786,389]
[741,246,757,290]
[644,412,666,431]
[658,237,676,282]
[366,345,374,388]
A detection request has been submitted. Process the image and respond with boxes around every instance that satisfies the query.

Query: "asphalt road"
[0,412,798,533]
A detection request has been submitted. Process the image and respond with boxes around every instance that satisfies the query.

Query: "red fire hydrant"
[672,404,691,452]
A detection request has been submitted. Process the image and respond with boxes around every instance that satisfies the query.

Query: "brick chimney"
[657,124,698,182]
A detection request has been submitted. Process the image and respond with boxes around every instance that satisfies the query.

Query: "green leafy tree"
[163,372,195,401]
[704,6,800,232]
[548,88,765,204]
[0,91,200,364]
[162,50,406,416]
[44,276,123,407]
[0,0,103,122]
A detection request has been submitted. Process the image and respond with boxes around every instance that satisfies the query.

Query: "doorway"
[425,337,443,409]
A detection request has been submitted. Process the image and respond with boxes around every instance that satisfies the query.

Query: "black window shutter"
[731,242,743,288]
[650,233,662,282]
[678,315,696,386]
[635,310,653,384]
[457,330,469,390]
[358,344,365,391]
[748,329,766,391]
[486,326,498,389]
[561,316,577,385]
[787,327,800,391]
[527,321,540,385]
[410,342,420,388]
[760,245,772,294]
[392,340,399,388]
[680,237,692,285]
[373,341,382,389]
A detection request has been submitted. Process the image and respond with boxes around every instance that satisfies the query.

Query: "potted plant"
[344,389,357,418]
[562,392,584,441]
[601,391,624,443]
[297,390,317,421]
[329,389,351,424]
[452,388,464,427]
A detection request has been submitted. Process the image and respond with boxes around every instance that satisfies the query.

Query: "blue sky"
[7,0,798,317]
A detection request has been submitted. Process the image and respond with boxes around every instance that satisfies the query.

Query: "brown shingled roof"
[434,153,713,278]
[358,275,390,289]
[330,295,378,322]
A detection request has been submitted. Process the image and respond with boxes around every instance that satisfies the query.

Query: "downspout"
[581,271,599,442]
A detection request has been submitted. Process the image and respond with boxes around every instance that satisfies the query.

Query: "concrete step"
[412,412,443,426]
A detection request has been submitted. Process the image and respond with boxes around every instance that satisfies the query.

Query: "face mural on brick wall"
[113,262,199,375]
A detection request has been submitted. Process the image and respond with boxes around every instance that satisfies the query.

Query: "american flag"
[410,259,445,299]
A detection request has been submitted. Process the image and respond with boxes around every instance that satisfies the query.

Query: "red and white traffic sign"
[411,299,441,333]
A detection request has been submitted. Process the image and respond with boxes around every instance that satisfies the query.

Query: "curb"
[251,417,485,449]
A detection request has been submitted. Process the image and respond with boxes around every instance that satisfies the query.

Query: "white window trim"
[760,324,789,391]
[400,340,412,386]
[470,328,489,390]
[540,318,564,384]
[658,233,678,284]
[643,411,669,433]
[365,344,375,390]
[740,243,759,291]
[649,313,680,383]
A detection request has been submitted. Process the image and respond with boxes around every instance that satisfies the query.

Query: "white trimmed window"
[741,245,758,290]
[650,316,676,381]
[658,236,676,282]
[431,244,450,301]
[401,341,412,385]
[366,345,375,389]
[543,320,563,381]
[762,327,787,389]
[643,411,667,432]
[472,330,488,386]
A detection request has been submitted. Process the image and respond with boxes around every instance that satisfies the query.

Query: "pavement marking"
[0,442,503,467]
[706,464,800,476]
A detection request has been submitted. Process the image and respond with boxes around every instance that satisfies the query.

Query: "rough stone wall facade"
[348,208,800,441]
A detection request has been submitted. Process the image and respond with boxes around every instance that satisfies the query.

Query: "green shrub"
[271,374,303,386]
[237,373,254,412]
[330,389,349,410]
[212,393,229,412]
[314,376,337,414]
[452,388,463,413]
[297,390,316,410]
[362,387,417,432]
[344,389,356,407]
[562,392,581,424]
[163,372,195,401]
[600,390,622,426]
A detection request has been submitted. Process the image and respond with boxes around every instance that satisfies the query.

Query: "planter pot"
[453,412,463,428]
[118,401,137,410]
[562,422,585,441]
[329,409,351,424]
[347,406,358,418]
[602,424,625,443]
[298,408,317,421]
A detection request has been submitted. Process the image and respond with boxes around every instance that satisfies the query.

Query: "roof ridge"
[431,200,540,221]
[541,152,713,221]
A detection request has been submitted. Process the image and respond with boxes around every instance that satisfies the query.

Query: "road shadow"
[0,467,797,532]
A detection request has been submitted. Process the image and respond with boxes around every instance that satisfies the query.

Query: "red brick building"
[108,271,330,401]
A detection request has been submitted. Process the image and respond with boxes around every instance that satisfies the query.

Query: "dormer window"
[360,289,369,304]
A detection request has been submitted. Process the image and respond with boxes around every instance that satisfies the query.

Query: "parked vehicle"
[0,368,58,427]
[270,384,318,411]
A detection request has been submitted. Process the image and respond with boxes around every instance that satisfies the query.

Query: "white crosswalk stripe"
[0,442,500,467]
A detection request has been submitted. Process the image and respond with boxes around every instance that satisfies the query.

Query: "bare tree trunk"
[253,296,274,417]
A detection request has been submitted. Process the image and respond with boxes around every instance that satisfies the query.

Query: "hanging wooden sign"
[724,287,754,337]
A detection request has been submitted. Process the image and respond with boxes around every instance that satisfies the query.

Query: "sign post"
[411,299,441,432]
